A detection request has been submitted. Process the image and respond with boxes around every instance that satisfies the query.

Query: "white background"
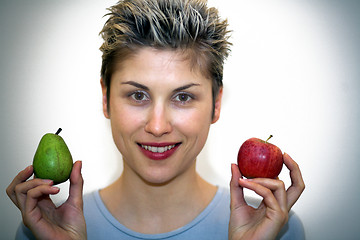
[1,0,359,239]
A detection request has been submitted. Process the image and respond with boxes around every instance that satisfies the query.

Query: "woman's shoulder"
[82,190,104,218]
[277,210,305,240]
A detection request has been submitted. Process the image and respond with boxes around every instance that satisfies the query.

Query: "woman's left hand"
[228,153,305,240]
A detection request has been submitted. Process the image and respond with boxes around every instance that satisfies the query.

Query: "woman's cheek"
[172,108,211,134]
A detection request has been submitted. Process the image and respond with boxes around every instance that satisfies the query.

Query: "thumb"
[67,161,84,208]
[230,164,247,210]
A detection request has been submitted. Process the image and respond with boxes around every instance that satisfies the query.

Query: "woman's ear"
[212,87,223,124]
[100,78,110,119]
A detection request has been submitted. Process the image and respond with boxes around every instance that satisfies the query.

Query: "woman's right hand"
[6,160,86,240]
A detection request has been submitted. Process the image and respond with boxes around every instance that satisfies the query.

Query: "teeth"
[141,144,176,153]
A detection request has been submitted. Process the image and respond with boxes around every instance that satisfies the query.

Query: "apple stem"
[55,128,62,135]
[265,135,273,143]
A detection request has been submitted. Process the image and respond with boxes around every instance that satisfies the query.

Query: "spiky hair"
[100,0,231,113]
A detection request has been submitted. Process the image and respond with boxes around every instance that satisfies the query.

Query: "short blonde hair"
[100,0,231,114]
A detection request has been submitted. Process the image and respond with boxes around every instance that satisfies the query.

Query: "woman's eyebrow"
[121,81,149,90]
[121,81,200,92]
[173,83,200,92]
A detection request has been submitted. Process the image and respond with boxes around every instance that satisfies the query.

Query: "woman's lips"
[137,142,181,160]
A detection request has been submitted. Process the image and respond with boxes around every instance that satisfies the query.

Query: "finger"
[284,153,305,210]
[230,164,247,210]
[67,161,84,209]
[14,179,53,211]
[246,178,287,213]
[6,165,34,207]
[238,178,282,214]
[24,185,60,225]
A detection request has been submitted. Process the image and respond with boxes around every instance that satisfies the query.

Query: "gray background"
[1,0,359,239]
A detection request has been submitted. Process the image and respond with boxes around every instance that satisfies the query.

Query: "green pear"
[33,128,73,184]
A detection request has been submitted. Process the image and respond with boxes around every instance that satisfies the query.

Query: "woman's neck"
[99,162,217,234]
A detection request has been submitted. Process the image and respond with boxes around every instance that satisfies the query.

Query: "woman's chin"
[139,171,178,186]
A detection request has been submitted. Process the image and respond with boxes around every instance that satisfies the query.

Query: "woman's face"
[101,48,222,185]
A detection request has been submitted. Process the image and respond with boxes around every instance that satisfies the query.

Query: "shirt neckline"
[92,186,224,239]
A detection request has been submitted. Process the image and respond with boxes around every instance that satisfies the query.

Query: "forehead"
[113,46,211,76]
[112,47,211,84]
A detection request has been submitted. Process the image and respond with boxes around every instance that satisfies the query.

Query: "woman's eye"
[174,93,192,103]
[130,91,149,102]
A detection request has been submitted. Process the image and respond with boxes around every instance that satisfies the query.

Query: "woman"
[7,0,305,239]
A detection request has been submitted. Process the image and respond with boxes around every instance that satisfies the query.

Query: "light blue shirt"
[16,187,305,239]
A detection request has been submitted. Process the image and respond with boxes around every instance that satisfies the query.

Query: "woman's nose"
[144,103,172,137]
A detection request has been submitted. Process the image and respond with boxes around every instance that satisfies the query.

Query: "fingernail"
[42,179,53,184]
[239,178,252,182]
[79,160,83,172]
[51,186,60,191]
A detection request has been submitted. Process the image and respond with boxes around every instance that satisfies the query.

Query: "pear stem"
[55,128,62,135]
[265,135,273,143]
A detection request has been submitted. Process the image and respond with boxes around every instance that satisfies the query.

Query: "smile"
[137,142,181,160]
[140,144,176,153]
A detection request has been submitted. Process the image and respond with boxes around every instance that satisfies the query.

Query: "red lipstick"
[137,142,180,160]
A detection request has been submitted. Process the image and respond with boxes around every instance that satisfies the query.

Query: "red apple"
[237,135,283,179]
